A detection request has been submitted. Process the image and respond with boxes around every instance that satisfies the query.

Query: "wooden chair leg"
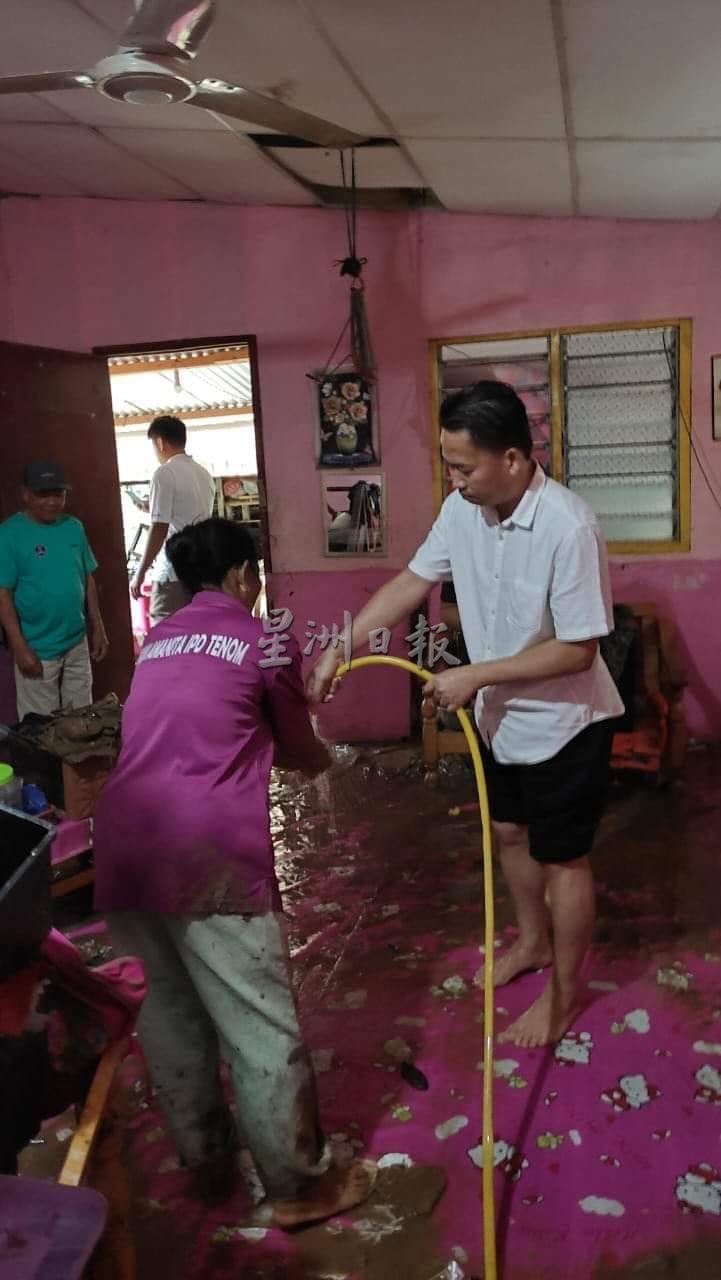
[667,692,688,776]
[422,699,441,786]
[87,1096,135,1280]
[59,1039,135,1280]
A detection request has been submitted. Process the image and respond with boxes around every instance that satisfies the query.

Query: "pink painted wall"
[1,198,720,738]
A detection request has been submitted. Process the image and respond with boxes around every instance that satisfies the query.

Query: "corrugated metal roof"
[109,355,252,423]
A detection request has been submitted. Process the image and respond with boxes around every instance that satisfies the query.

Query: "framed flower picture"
[317,371,377,468]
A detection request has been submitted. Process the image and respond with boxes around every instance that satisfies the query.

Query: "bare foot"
[270,1160,377,1230]
[498,981,581,1049]
[481,940,552,988]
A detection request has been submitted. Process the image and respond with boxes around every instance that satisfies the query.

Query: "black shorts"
[479,720,614,864]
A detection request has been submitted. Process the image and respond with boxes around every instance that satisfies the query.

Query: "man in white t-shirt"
[130,416,215,625]
[308,382,623,1050]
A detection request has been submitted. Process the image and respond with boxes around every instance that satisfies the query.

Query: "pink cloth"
[41,929,145,1040]
[0,935,144,1040]
[50,819,92,867]
[93,591,319,916]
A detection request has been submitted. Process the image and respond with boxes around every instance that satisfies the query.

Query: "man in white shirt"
[308,381,623,1050]
[130,416,215,625]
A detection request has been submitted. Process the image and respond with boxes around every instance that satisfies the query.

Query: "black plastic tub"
[0,804,55,981]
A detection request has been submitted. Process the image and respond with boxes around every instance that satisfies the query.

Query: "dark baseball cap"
[23,462,70,492]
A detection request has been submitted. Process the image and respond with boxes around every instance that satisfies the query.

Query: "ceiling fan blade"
[191,82,366,148]
[0,71,93,96]
[121,0,215,59]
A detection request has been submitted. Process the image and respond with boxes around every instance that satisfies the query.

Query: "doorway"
[0,335,268,716]
[100,337,270,653]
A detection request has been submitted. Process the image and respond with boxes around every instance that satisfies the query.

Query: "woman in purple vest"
[94,518,374,1226]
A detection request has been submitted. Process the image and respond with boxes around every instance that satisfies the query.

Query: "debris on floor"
[33,747,721,1277]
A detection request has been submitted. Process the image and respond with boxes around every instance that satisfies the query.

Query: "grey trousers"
[15,637,92,722]
[149,580,191,626]
[109,911,330,1198]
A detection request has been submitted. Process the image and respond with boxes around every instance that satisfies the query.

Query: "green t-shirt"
[0,513,97,660]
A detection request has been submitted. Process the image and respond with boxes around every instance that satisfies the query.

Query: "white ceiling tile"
[88,0,140,39]
[406,140,573,214]
[0,123,197,199]
[0,0,115,78]
[102,127,317,204]
[0,0,375,137]
[0,0,161,126]
[265,145,421,188]
[0,94,74,123]
[1,0,720,216]
[578,141,721,219]
[177,0,385,138]
[0,146,85,195]
[307,0,565,139]
[566,0,721,139]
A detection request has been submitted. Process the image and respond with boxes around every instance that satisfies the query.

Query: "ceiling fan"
[0,0,365,148]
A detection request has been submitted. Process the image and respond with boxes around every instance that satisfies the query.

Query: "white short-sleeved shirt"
[150,454,216,583]
[408,465,623,764]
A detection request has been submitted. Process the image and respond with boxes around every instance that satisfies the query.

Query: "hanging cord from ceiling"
[307,149,377,383]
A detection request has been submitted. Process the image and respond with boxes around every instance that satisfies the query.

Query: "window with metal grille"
[432,320,691,554]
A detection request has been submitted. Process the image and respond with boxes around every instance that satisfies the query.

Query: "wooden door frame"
[95,334,273,576]
[0,339,135,705]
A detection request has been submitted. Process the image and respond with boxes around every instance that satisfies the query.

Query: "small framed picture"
[712,355,721,440]
[322,471,386,557]
[316,371,377,468]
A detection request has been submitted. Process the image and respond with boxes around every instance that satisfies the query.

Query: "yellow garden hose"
[335,655,497,1280]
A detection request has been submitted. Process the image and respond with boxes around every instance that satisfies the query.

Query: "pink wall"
[1,198,720,738]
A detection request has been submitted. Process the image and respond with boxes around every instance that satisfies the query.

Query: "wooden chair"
[422,601,688,786]
[51,819,95,899]
[421,593,474,787]
[59,1037,135,1280]
[608,602,687,781]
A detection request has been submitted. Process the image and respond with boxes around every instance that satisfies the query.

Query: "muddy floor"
[34,743,721,1278]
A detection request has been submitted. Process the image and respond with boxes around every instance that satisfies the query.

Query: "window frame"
[429,318,692,555]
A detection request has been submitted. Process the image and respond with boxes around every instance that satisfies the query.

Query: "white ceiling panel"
[0,123,197,198]
[1,0,721,218]
[0,0,375,135]
[0,94,75,123]
[407,140,573,214]
[103,127,316,204]
[175,0,385,138]
[37,88,229,131]
[266,145,421,188]
[566,0,721,139]
[307,0,565,140]
[578,142,721,219]
[0,0,115,78]
[0,146,85,195]
[81,0,139,40]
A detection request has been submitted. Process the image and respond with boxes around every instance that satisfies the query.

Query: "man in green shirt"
[0,462,108,721]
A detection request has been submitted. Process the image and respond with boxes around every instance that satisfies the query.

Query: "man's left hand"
[90,628,109,662]
[423,665,482,713]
